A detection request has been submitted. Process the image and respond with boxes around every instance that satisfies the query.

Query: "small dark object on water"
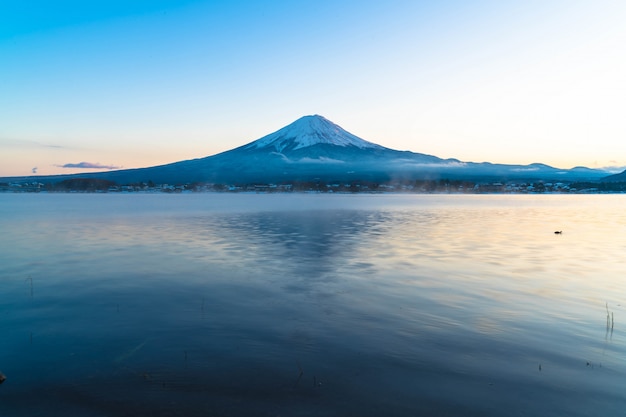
[0,372,6,384]
[554,231,562,234]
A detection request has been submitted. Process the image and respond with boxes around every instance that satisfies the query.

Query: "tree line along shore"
[2,178,625,194]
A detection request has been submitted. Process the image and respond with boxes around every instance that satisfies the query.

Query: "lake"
[0,193,624,416]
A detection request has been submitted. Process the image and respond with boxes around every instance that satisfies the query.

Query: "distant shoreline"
[2,178,625,195]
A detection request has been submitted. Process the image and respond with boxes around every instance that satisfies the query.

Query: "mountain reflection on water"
[0,194,624,417]
[211,210,386,282]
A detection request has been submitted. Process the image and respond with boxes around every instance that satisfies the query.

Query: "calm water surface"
[0,194,625,416]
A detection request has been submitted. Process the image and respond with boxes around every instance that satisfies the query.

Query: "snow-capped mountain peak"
[245,115,384,152]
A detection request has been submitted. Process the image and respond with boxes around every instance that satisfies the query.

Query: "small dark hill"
[601,170,626,182]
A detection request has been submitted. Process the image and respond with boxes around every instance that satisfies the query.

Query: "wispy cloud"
[396,161,467,169]
[56,162,120,170]
[600,165,626,174]
[1,138,68,149]
[270,153,345,164]
[297,157,345,164]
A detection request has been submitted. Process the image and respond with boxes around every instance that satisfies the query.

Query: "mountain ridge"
[601,169,626,182]
[0,115,614,185]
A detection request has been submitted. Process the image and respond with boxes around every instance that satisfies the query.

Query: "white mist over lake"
[1,193,625,416]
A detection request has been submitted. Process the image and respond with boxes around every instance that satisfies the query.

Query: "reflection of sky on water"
[1,194,625,416]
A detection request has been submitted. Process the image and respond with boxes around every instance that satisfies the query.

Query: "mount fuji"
[84,114,474,184]
[4,115,611,185]
[245,114,384,152]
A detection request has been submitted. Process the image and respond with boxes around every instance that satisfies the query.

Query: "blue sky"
[1,0,625,176]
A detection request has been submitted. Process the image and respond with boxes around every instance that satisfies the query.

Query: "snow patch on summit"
[245,115,384,152]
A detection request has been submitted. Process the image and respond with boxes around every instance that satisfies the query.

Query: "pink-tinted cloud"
[57,162,120,170]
